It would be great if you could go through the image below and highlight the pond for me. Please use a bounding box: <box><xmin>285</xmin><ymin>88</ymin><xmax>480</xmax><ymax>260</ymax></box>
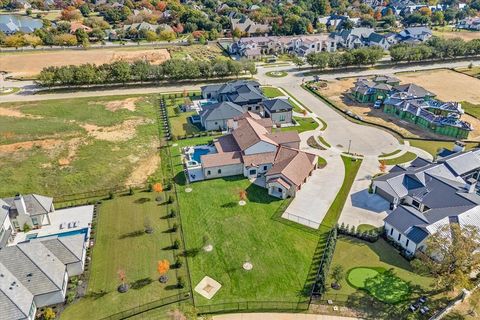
<box><xmin>0</xmin><ymin>14</ymin><xmax>43</xmax><ymax>33</ymax></box>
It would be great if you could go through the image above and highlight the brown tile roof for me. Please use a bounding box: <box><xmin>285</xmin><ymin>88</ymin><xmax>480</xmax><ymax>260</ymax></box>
<box><xmin>266</xmin><ymin>147</ymin><xmax>317</xmax><ymax>187</ymax></box>
<box><xmin>267</xmin><ymin>177</ymin><xmax>291</xmax><ymax>189</ymax></box>
<box><xmin>202</xmin><ymin>151</ymin><xmax>242</xmax><ymax>168</ymax></box>
<box><xmin>214</xmin><ymin>135</ymin><xmax>240</xmax><ymax>153</ymax></box>
<box><xmin>242</xmin><ymin>152</ymin><xmax>276</xmax><ymax>166</ymax></box>
<box><xmin>266</xmin><ymin>131</ymin><xmax>300</xmax><ymax>145</ymax></box>
<box><xmin>232</xmin><ymin>117</ymin><xmax>277</xmax><ymax>151</ymax></box>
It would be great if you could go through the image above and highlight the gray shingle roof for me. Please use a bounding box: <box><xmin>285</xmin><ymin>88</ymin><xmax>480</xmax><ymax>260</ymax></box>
<box><xmin>263</xmin><ymin>99</ymin><xmax>293</xmax><ymax>112</ymax></box>
<box><xmin>0</xmin><ymin>263</ymin><xmax>34</xmax><ymax>320</ymax></box>
<box><xmin>439</xmin><ymin>150</ymin><xmax>480</xmax><ymax>177</ymax></box>
<box><xmin>0</xmin><ymin>243</ymin><xmax>66</xmax><ymax>296</ymax></box>
<box><xmin>2</xmin><ymin>194</ymin><xmax>53</xmax><ymax>217</ymax></box>
<box><xmin>200</xmin><ymin>101</ymin><xmax>245</xmax><ymax>122</ymax></box>
<box><xmin>39</xmin><ymin>234</ymin><xmax>84</xmax><ymax>266</ymax></box>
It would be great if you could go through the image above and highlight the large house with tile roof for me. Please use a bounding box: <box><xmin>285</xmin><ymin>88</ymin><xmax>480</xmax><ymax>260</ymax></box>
<box><xmin>373</xmin><ymin>149</ymin><xmax>480</xmax><ymax>255</ymax></box>
<box><xmin>190</xmin><ymin>112</ymin><xmax>317</xmax><ymax>199</ymax></box>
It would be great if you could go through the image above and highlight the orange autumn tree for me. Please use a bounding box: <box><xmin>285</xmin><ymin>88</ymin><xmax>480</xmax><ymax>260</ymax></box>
<box><xmin>379</xmin><ymin>160</ymin><xmax>387</xmax><ymax>173</ymax></box>
<box><xmin>239</xmin><ymin>190</ymin><xmax>247</xmax><ymax>201</ymax></box>
<box><xmin>157</xmin><ymin>260</ymin><xmax>170</xmax><ymax>275</ymax></box>
<box><xmin>153</xmin><ymin>182</ymin><xmax>163</xmax><ymax>193</ymax></box>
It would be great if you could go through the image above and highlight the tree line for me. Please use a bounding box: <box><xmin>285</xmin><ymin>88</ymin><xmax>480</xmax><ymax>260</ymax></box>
<box><xmin>37</xmin><ymin>58</ymin><xmax>256</xmax><ymax>87</ymax></box>
<box><xmin>390</xmin><ymin>37</ymin><xmax>480</xmax><ymax>62</ymax></box>
<box><xmin>302</xmin><ymin>46</ymin><xmax>384</xmax><ymax>69</ymax></box>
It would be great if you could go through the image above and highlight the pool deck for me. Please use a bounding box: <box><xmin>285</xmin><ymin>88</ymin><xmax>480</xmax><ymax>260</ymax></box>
<box><xmin>11</xmin><ymin>205</ymin><xmax>94</xmax><ymax>245</ymax></box>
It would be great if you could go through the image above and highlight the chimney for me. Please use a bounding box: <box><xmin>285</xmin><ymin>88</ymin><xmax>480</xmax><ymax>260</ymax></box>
<box><xmin>14</xmin><ymin>194</ymin><xmax>27</xmax><ymax>215</ymax></box>
<box><xmin>453</xmin><ymin>141</ymin><xmax>466</xmax><ymax>153</ymax></box>
<box><xmin>467</xmin><ymin>178</ymin><xmax>477</xmax><ymax>194</ymax></box>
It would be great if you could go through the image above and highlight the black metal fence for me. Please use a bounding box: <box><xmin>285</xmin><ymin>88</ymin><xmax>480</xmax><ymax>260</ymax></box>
<box><xmin>196</xmin><ymin>300</ymin><xmax>309</xmax><ymax>315</ymax></box>
<box><xmin>99</xmin><ymin>292</ymin><xmax>191</xmax><ymax>320</ymax></box>
<box><xmin>310</xmin><ymin>228</ymin><xmax>338</xmax><ymax>300</ymax></box>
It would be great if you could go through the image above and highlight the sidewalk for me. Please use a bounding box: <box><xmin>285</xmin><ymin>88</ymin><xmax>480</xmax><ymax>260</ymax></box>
<box><xmin>214</xmin><ymin>313</ymin><xmax>360</xmax><ymax>320</ymax></box>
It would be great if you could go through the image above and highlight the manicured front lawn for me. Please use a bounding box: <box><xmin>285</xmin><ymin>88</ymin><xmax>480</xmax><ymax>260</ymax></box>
<box><xmin>380</xmin><ymin>151</ymin><xmax>417</xmax><ymax>165</ymax></box>
<box><xmin>408</xmin><ymin>140</ymin><xmax>479</xmax><ymax>157</ymax></box>
<box><xmin>170</xmin><ymin>138</ymin><xmax>319</xmax><ymax>305</ymax></box>
<box><xmin>282</xmin><ymin>117</ymin><xmax>319</xmax><ymax>133</ymax></box>
<box><xmin>60</xmin><ymin>192</ymin><xmax>188</xmax><ymax>320</ymax></box>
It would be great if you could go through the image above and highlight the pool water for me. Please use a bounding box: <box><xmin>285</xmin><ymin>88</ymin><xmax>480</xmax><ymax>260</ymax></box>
<box><xmin>192</xmin><ymin>148</ymin><xmax>211</xmax><ymax>163</ymax></box>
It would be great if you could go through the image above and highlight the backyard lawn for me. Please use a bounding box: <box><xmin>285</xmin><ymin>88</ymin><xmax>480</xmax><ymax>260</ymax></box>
<box><xmin>60</xmin><ymin>192</ymin><xmax>189</xmax><ymax>320</ymax></box>
<box><xmin>170</xmin><ymin>137</ymin><xmax>320</xmax><ymax>305</ymax></box>
<box><xmin>161</xmin><ymin>93</ymin><xmax>201</xmax><ymax>138</ymax></box>
<box><xmin>0</xmin><ymin>95</ymin><xmax>160</xmax><ymax>197</ymax></box>
<box><xmin>324</xmin><ymin>237</ymin><xmax>443</xmax><ymax>319</ymax></box>
<box><xmin>281</xmin><ymin>117</ymin><xmax>319</xmax><ymax>133</ymax></box>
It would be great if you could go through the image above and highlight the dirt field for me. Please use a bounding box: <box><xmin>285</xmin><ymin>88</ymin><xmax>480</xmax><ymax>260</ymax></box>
<box><xmin>0</xmin><ymin>48</ymin><xmax>170</xmax><ymax>78</ymax></box>
<box><xmin>396</xmin><ymin>69</ymin><xmax>480</xmax><ymax>104</ymax></box>
<box><xmin>433</xmin><ymin>30</ymin><xmax>480</xmax><ymax>41</ymax></box>
<box><xmin>319</xmin><ymin>74</ymin><xmax>480</xmax><ymax>140</ymax></box>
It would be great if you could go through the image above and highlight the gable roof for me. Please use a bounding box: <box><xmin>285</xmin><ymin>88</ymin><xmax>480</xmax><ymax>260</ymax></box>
<box><xmin>266</xmin><ymin>146</ymin><xmax>316</xmax><ymax>187</ymax></box>
<box><xmin>0</xmin><ymin>262</ymin><xmax>34</xmax><ymax>320</ymax></box>
<box><xmin>393</xmin><ymin>83</ymin><xmax>435</xmax><ymax>99</ymax></box>
<box><xmin>39</xmin><ymin>234</ymin><xmax>85</xmax><ymax>266</ymax></box>
<box><xmin>263</xmin><ymin>99</ymin><xmax>294</xmax><ymax>112</ymax></box>
<box><xmin>200</xmin><ymin>101</ymin><xmax>245</xmax><ymax>122</ymax></box>
<box><xmin>232</xmin><ymin>117</ymin><xmax>278</xmax><ymax>150</ymax></box>
<box><xmin>2</xmin><ymin>194</ymin><xmax>53</xmax><ymax>217</ymax></box>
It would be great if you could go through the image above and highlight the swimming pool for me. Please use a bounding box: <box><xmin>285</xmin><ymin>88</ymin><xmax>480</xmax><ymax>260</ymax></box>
<box><xmin>21</xmin><ymin>228</ymin><xmax>89</xmax><ymax>244</ymax></box>
<box><xmin>192</xmin><ymin>148</ymin><xmax>212</xmax><ymax>163</ymax></box>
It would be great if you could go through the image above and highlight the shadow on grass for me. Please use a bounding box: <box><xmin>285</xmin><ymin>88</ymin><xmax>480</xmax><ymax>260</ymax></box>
<box><xmin>165</xmin><ymin>285</ymin><xmax>181</xmax><ymax>291</ymax></box>
<box><xmin>118</xmin><ymin>230</ymin><xmax>145</xmax><ymax>239</ymax></box>
<box><xmin>221</xmin><ymin>201</ymin><xmax>237</xmax><ymax>208</ymax></box>
<box><xmin>130</xmin><ymin>278</ymin><xmax>154</xmax><ymax>290</ymax></box>
<box><xmin>245</xmin><ymin>183</ymin><xmax>280</xmax><ymax>205</ymax></box>
<box><xmin>134</xmin><ymin>197</ymin><xmax>151</xmax><ymax>204</ymax></box>
<box><xmin>85</xmin><ymin>290</ymin><xmax>108</xmax><ymax>300</ymax></box>
<box><xmin>174</xmin><ymin>171</ymin><xmax>187</xmax><ymax>186</ymax></box>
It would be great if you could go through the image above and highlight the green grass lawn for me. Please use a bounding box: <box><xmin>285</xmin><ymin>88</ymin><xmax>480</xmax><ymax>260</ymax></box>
<box><xmin>347</xmin><ymin>267</ymin><xmax>410</xmax><ymax>304</ymax></box>
<box><xmin>0</xmin><ymin>95</ymin><xmax>159</xmax><ymax>197</ymax></box>
<box><xmin>170</xmin><ymin>137</ymin><xmax>319</xmax><ymax>305</ymax></box>
<box><xmin>457</xmin><ymin>66</ymin><xmax>480</xmax><ymax>77</ymax></box>
<box><xmin>408</xmin><ymin>140</ymin><xmax>479</xmax><ymax>157</ymax></box>
<box><xmin>379</xmin><ymin>149</ymin><xmax>402</xmax><ymax>158</ymax></box>
<box><xmin>462</xmin><ymin>101</ymin><xmax>480</xmax><ymax>119</ymax></box>
<box><xmin>265</xmin><ymin>71</ymin><xmax>288</xmax><ymax>78</ymax></box>
<box><xmin>317</xmin><ymin>136</ymin><xmax>331</xmax><ymax>148</ymax></box>
<box><xmin>380</xmin><ymin>152</ymin><xmax>417</xmax><ymax>165</ymax></box>
<box><xmin>325</xmin><ymin>237</ymin><xmax>440</xmax><ymax>319</ymax></box>
<box><xmin>161</xmin><ymin>95</ymin><xmax>201</xmax><ymax>138</ymax></box>
<box><xmin>60</xmin><ymin>192</ymin><xmax>189</xmax><ymax>320</ymax></box>
<box><xmin>357</xmin><ymin>224</ymin><xmax>378</xmax><ymax>233</ymax></box>
<box><xmin>281</xmin><ymin>117</ymin><xmax>319</xmax><ymax>133</ymax></box>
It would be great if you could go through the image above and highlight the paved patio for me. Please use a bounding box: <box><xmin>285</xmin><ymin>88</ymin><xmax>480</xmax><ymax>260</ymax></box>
<box><xmin>12</xmin><ymin>205</ymin><xmax>94</xmax><ymax>245</ymax></box>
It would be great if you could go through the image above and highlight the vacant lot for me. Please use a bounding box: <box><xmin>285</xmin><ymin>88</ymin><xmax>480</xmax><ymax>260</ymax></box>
<box><xmin>432</xmin><ymin>29</ymin><xmax>480</xmax><ymax>42</ymax></box>
<box><xmin>167</xmin><ymin>44</ymin><xmax>225</xmax><ymax>61</ymax></box>
<box><xmin>0</xmin><ymin>95</ymin><xmax>160</xmax><ymax>197</ymax></box>
<box><xmin>396</xmin><ymin>69</ymin><xmax>480</xmax><ymax>104</ymax></box>
<box><xmin>60</xmin><ymin>192</ymin><xmax>188</xmax><ymax>320</ymax></box>
<box><xmin>0</xmin><ymin>48</ymin><xmax>170</xmax><ymax>78</ymax></box>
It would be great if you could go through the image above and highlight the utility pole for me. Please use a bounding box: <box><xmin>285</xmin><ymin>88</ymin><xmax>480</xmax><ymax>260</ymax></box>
<box><xmin>347</xmin><ymin>139</ymin><xmax>352</xmax><ymax>155</ymax></box>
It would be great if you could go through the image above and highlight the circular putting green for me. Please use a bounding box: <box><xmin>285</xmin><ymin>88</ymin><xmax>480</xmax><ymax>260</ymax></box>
<box><xmin>265</xmin><ymin>71</ymin><xmax>287</xmax><ymax>78</ymax></box>
<box><xmin>347</xmin><ymin>267</ymin><xmax>410</xmax><ymax>304</ymax></box>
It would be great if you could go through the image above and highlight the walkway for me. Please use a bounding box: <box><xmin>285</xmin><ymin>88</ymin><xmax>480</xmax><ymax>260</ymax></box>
<box><xmin>214</xmin><ymin>313</ymin><xmax>360</xmax><ymax>320</ymax></box>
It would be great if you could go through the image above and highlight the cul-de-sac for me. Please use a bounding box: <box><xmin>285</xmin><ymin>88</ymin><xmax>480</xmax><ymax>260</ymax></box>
<box><xmin>1</xmin><ymin>2</ymin><xmax>480</xmax><ymax>319</ymax></box>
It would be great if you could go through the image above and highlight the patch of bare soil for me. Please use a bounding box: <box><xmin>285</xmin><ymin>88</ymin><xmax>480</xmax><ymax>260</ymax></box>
<box><xmin>0</xmin><ymin>139</ymin><xmax>62</xmax><ymax>154</ymax></box>
<box><xmin>58</xmin><ymin>137</ymin><xmax>86</xmax><ymax>166</ymax></box>
<box><xmin>0</xmin><ymin>107</ymin><xmax>43</xmax><ymax>119</ymax></box>
<box><xmin>80</xmin><ymin>118</ymin><xmax>153</xmax><ymax>142</ymax></box>
<box><xmin>125</xmin><ymin>152</ymin><xmax>161</xmax><ymax>186</ymax></box>
<box><xmin>104</xmin><ymin>98</ymin><xmax>141</xmax><ymax>112</ymax></box>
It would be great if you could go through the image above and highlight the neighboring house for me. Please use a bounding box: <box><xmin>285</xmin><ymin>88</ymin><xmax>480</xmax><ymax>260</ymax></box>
<box><xmin>0</xmin><ymin>234</ymin><xmax>87</xmax><ymax>318</ymax></box>
<box><xmin>262</xmin><ymin>98</ymin><xmax>293</xmax><ymax>125</ymax></box>
<box><xmin>194</xmin><ymin>113</ymin><xmax>316</xmax><ymax>199</ymax></box>
<box><xmin>397</xmin><ymin>27</ymin><xmax>432</xmax><ymax>43</ymax></box>
<box><xmin>333</xmin><ymin>28</ymin><xmax>377</xmax><ymax>49</ymax></box>
<box><xmin>201</xmin><ymin>80</ymin><xmax>265</xmax><ymax>113</ymax></box>
<box><xmin>199</xmin><ymin>101</ymin><xmax>246</xmax><ymax>131</ymax></box>
<box><xmin>122</xmin><ymin>22</ymin><xmax>173</xmax><ymax>37</ymax></box>
<box><xmin>230</xmin><ymin>16</ymin><xmax>271</xmax><ymax>36</ymax></box>
<box><xmin>457</xmin><ymin>17</ymin><xmax>480</xmax><ymax>31</ymax></box>
<box><xmin>200</xmin><ymin>80</ymin><xmax>294</xmax><ymax>126</ymax></box>
<box><xmin>317</xmin><ymin>14</ymin><xmax>359</xmax><ymax>31</ymax></box>
<box><xmin>350</xmin><ymin>76</ymin><xmax>472</xmax><ymax>139</ymax></box>
<box><xmin>0</xmin><ymin>18</ymin><xmax>42</xmax><ymax>35</ymax></box>
<box><xmin>229</xmin><ymin>34</ymin><xmax>336</xmax><ymax>59</ymax></box>
<box><xmin>1</xmin><ymin>194</ymin><xmax>54</xmax><ymax>232</ymax></box>
<box><xmin>373</xmin><ymin>150</ymin><xmax>480</xmax><ymax>254</ymax></box>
